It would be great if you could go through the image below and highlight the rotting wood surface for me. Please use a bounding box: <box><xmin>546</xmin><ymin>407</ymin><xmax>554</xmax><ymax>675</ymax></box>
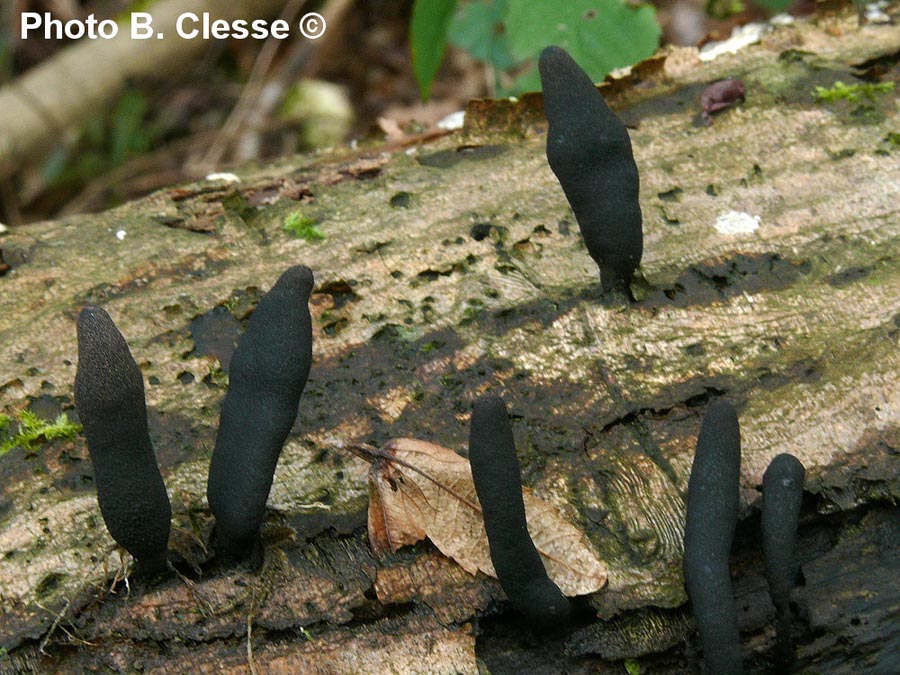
<box><xmin>1</xmin><ymin>10</ymin><xmax>899</xmax><ymax>674</ymax></box>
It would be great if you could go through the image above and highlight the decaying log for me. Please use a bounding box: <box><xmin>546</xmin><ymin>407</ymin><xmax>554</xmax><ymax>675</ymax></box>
<box><xmin>1</xmin><ymin>9</ymin><xmax>898</xmax><ymax>674</ymax></box>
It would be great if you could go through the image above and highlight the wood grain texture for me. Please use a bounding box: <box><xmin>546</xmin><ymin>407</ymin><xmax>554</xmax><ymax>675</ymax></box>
<box><xmin>1</xmin><ymin>10</ymin><xmax>898</xmax><ymax>672</ymax></box>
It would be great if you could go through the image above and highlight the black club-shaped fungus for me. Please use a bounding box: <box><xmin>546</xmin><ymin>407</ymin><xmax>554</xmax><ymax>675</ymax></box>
<box><xmin>762</xmin><ymin>452</ymin><xmax>805</xmax><ymax>671</ymax></box>
<box><xmin>683</xmin><ymin>399</ymin><xmax>743</xmax><ymax>674</ymax></box>
<box><xmin>538</xmin><ymin>45</ymin><xmax>643</xmax><ymax>294</ymax></box>
<box><xmin>468</xmin><ymin>393</ymin><xmax>572</xmax><ymax>627</ymax></box>
<box><xmin>74</xmin><ymin>306</ymin><xmax>171</xmax><ymax>574</ymax></box>
<box><xmin>206</xmin><ymin>265</ymin><xmax>314</xmax><ymax>565</ymax></box>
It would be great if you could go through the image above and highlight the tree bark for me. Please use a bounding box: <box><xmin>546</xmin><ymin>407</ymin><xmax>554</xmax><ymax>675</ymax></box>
<box><xmin>1</xmin><ymin>10</ymin><xmax>898</xmax><ymax>674</ymax></box>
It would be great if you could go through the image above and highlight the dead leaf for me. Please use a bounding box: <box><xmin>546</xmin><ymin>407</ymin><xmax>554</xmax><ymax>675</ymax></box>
<box><xmin>377</xmin><ymin>116</ymin><xmax>405</xmax><ymax>141</ymax></box>
<box><xmin>350</xmin><ymin>438</ymin><xmax>607</xmax><ymax>597</ymax></box>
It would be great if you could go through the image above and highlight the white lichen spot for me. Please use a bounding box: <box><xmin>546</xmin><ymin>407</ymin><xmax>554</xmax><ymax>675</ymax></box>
<box><xmin>699</xmin><ymin>22</ymin><xmax>769</xmax><ymax>61</ymax></box>
<box><xmin>0</xmin><ymin>222</ymin><xmax>8</xmax><ymax>234</ymax></box>
<box><xmin>769</xmin><ymin>13</ymin><xmax>795</xmax><ymax>26</ymax></box>
<box><xmin>865</xmin><ymin>1</ymin><xmax>891</xmax><ymax>23</ymax></box>
<box><xmin>204</xmin><ymin>172</ymin><xmax>241</xmax><ymax>183</ymax></box>
<box><xmin>115</xmin><ymin>229</ymin><xmax>127</xmax><ymax>240</ymax></box>
<box><xmin>714</xmin><ymin>211</ymin><xmax>760</xmax><ymax>235</ymax></box>
<box><xmin>437</xmin><ymin>110</ymin><xmax>465</xmax><ymax>131</ymax></box>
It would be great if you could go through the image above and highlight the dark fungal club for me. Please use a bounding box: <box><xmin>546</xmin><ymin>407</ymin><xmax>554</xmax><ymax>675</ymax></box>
<box><xmin>206</xmin><ymin>265</ymin><xmax>314</xmax><ymax>565</ymax></box>
<box><xmin>468</xmin><ymin>393</ymin><xmax>573</xmax><ymax>628</ymax></box>
<box><xmin>539</xmin><ymin>45</ymin><xmax>643</xmax><ymax>294</ymax></box>
<box><xmin>683</xmin><ymin>399</ymin><xmax>743</xmax><ymax>674</ymax></box>
<box><xmin>762</xmin><ymin>453</ymin><xmax>805</xmax><ymax>672</ymax></box>
<box><xmin>74</xmin><ymin>306</ymin><xmax>171</xmax><ymax>574</ymax></box>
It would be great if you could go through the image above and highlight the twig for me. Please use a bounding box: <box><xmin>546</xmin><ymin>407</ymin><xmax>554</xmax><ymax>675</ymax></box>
<box><xmin>35</xmin><ymin>597</ymin><xmax>96</xmax><ymax>649</ymax></box>
<box><xmin>37</xmin><ymin>596</ymin><xmax>72</xmax><ymax>655</ymax></box>
<box><xmin>34</xmin><ymin>545</ymin><xmax>127</xmax><ymax>654</ymax></box>
<box><xmin>246</xmin><ymin>583</ymin><xmax>259</xmax><ymax>675</ymax></box>
<box><xmin>171</xmin><ymin>562</ymin><xmax>216</xmax><ymax>618</ymax></box>
<box><xmin>192</xmin><ymin>0</ymin><xmax>307</xmax><ymax>175</ymax></box>
<box><xmin>190</xmin><ymin>0</ymin><xmax>358</xmax><ymax>175</ymax></box>
<box><xmin>262</xmin><ymin>0</ymin><xmax>357</xmax><ymax>113</ymax></box>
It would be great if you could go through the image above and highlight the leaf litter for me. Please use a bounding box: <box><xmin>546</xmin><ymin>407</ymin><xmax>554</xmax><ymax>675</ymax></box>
<box><xmin>350</xmin><ymin>438</ymin><xmax>607</xmax><ymax>597</ymax></box>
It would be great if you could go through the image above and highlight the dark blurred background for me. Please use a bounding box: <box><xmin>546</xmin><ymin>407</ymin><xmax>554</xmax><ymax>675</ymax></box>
<box><xmin>0</xmin><ymin>0</ymin><xmax>819</xmax><ymax>226</ymax></box>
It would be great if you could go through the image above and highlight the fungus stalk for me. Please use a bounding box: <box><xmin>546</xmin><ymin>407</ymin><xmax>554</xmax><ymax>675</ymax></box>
<box><xmin>538</xmin><ymin>45</ymin><xmax>643</xmax><ymax>295</ymax></box>
<box><xmin>468</xmin><ymin>393</ymin><xmax>572</xmax><ymax>627</ymax></box>
<box><xmin>762</xmin><ymin>453</ymin><xmax>805</xmax><ymax>672</ymax></box>
<box><xmin>206</xmin><ymin>265</ymin><xmax>314</xmax><ymax>565</ymax></box>
<box><xmin>683</xmin><ymin>399</ymin><xmax>743</xmax><ymax>674</ymax></box>
<box><xmin>75</xmin><ymin>306</ymin><xmax>171</xmax><ymax>574</ymax></box>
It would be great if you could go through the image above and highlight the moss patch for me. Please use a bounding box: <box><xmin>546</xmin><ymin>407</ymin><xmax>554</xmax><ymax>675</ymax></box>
<box><xmin>0</xmin><ymin>410</ymin><xmax>82</xmax><ymax>456</ymax></box>
<box><xmin>814</xmin><ymin>80</ymin><xmax>895</xmax><ymax>103</ymax></box>
<box><xmin>283</xmin><ymin>213</ymin><xmax>325</xmax><ymax>241</ymax></box>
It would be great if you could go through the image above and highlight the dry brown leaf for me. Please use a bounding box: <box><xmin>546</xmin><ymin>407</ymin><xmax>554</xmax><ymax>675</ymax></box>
<box><xmin>350</xmin><ymin>438</ymin><xmax>607</xmax><ymax>597</ymax></box>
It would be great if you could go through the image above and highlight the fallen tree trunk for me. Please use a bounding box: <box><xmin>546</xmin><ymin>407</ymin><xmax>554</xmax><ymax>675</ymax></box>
<box><xmin>1</xmin><ymin>9</ymin><xmax>898</xmax><ymax>674</ymax></box>
<box><xmin>0</xmin><ymin>0</ymin><xmax>287</xmax><ymax>181</ymax></box>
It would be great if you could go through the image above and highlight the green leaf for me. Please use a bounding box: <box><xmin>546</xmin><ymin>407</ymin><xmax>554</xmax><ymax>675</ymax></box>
<box><xmin>448</xmin><ymin>0</ymin><xmax>515</xmax><ymax>71</ymax></box>
<box><xmin>749</xmin><ymin>0</ymin><xmax>792</xmax><ymax>12</ymax></box>
<box><xmin>410</xmin><ymin>0</ymin><xmax>459</xmax><ymax>101</ymax></box>
<box><xmin>504</xmin><ymin>0</ymin><xmax>661</xmax><ymax>91</ymax></box>
<box><xmin>624</xmin><ymin>659</ymin><xmax>641</xmax><ymax>675</ymax></box>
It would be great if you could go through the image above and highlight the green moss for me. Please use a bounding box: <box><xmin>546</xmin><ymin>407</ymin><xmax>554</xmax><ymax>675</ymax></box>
<box><xmin>411</xmin><ymin>382</ymin><xmax>425</xmax><ymax>402</ymax></box>
<box><xmin>461</xmin><ymin>306</ymin><xmax>481</xmax><ymax>324</ymax></box>
<box><xmin>283</xmin><ymin>212</ymin><xmax>325</xmax><ymax>241</ymax></box>
<box><xmin>0</xmin><ymin>410</ymin><xmax>82</xmax><ymax>456</ymax></box>
<box><xmin>386</xmin><ymin>324</ymin><xmax>423</xmax><ymax>343</ymax></box>
<box><xmin>222</xmin><ymin>295</ymin><xmax>239</xmax><ymax>312</ymax></box>
<box><xmin>814</xmin><ymin>80</ymin><xmax>894</xmax><ymax>103</ymax></box>
<box><xmin>706</xmin><ymin>0</ymin><xmax>746</xmax><ymax>20</ymax></box>
<box><xmin>222</xmin><ymin>191</ymin><xmax>257</xmax><ymax>223</ymax></box>
<box><xmin>206</xmin><ymin>367</ymin><xmax>229</xmax><ymax>389</ymax></box>
<box><xmin>421</xmin><ymin>341</ymin><xmax>442</xmax><ymax>354</ymax></box>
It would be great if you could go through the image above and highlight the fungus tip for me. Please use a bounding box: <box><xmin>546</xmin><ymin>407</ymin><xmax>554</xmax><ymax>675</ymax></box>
<box><xmin>206</xmin><ymin>264</ymin><xmax>314</xmax><ymax>567</ymax></box>
<box><xmin>539</xmin><ymin>45</ymin><xmax>643</xmax><ymax>294</ymax></box>
<box><xmin>75</xmin><ymin>305</ymin><xmax>171</xmax><ymax>571</ymax></box>
<box><xmin>683</xmin><ymin>398</ymin><xmax>743</xmax><ymax>674</ymax></box>
<box><xmin>762</xmin><ymin>452</ymin><xmax>805</xmax><ymax>671</ymax></box>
